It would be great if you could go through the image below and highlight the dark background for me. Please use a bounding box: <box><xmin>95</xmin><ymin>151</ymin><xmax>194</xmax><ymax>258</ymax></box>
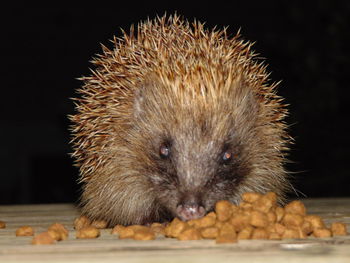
<box><xmin>1</xmin><ymin>2</ymin><xmax>349</xmax><ymax>204</ymax></box>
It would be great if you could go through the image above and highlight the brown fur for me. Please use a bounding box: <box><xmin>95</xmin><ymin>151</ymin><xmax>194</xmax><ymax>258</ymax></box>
<box><xmin>70</xmin><ymin>14</ymin><xmax>291</xmax><ymax>226</ymax></box>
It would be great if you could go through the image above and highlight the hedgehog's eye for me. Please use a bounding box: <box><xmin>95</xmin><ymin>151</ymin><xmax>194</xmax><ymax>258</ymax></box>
<box><xmin>222</xmin><ymin>151</ymin><xmax>232</xmax><ymax>163</ymax></box>
<box><xmin>159</xmin><ymin>143</ymin><xmax>170</xmax><ymax>159</ymax></box>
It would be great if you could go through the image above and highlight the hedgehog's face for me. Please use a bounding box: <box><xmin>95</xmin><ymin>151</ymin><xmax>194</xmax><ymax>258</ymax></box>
<box><xmin>133</xmin><ymin>78</ymin><xmax>257</xmax><ymax>221</ymax></box>
<box><xmin>145</xmin><ymin>119</ymin><xmax>252</xmax><ymax>221</ymax></box>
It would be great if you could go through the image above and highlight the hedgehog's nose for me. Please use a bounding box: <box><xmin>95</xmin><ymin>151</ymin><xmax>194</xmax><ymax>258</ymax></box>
<box><xmin>176</xmin><ymin>194</ymin><xmax>205</xmax><ymax>221</ymax></box>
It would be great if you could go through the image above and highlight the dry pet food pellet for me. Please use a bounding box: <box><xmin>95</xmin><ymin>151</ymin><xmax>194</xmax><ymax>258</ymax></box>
<box><xmin>150</xmin><ymin>222</ymin><xmax>164</xmax><ymax>228</ymax></box>
<box><xmin>282</xmin><ymin>228</ymin><xmax>300</xmax><ymax>239</ymax></box>
<box><xmin>16</xmin><ymin>226</ymin><xmax>34</xmax><ymax>236</ymax></box>
<box><xmin>301</xmin><ymin>221</ymin><xmax>313</xmax><ymax>235</ymax></box>
<box><xmin>76</xmin><ymin>226</ymin><xmax>100</xmax><ymax>239</ymax></box>
<box><xmin>165</xmin><ymin>218</ymin><xmax>188</xmax><ymax>238</ymax></box>
<box><xmin>48</xmin><ymin>223</ymin><xmax>69</xmax><ymax>240</ymax></box>
<box><xmin>283</xmin><ymin>213</ymin><xmax>304</xmax><ymax>227</ymax></box>
<box><xmin>215</xmin><ymin>200</ymin><xmax>233</xmax><ymax>222</ymax></box>
<box><xmin>32</xmin><ymin>232</ymin><xmax>55</xmax><ymax>245</ymax></box>
<box><xmin>116</xmin><ymin>225</ymin><xmax>158</xmax><ymax>240</ymax></box>
<box><xmin>118</xmin><ymin>227</ymin><xmax>135</xmax><ymax>239</ymax></box>
<box><xmin>304</xmin><ymin>215</ymin><xmax>325</xmax><ymax>230</ymax></box>
<box><xmin>206</xmin><ymin>211</ymin><xmax>217</xmax><ymax>218</ymax></box>
<box><xmin>47</xmin><ymin>229</ymin><xmax>62</xmax><ymax>241</ymax></box>
<box><xmin>250</xmin><ymin>211</ymin><xmax>269</xmax><ymax>228</ymax></box>
<box><xmin>91</xmin><ymin>219</ymin><xmax>108</xmax><ymax>229</ymax></box>
<box><xmin>0</xmin><ymin>221</ymin><xmax>6</xmax><ymax>229</ymax></box>
<box><xmin>237</xmin><ymin>226</ymin><xmax>254</xmax><ymax>240</ymax></box>
<box><xmin>152</xmin><ymin>228</ymin><xmax>166</xmax><ymax>236</ymax></box>
<box><xmin>242</xmin><ymin>192</ymin><xmax>262</xmax><ymax>203</ymax></box>
<box><xmin>267</xmin><ymin>211</ymin><xmax>277</xmax><ymax>224</ymax></box>
<box><xmin>230</xmin><ymin>213</ymin><xmax>250</xmax><ymax>231</ymax></box>
<box><xmin>331</xmin><ymin>222</ymin><xmax>348</xmax><ymax>236</ymax></box>
<box><xmin>273</xmin><ymin>223</ymin><xmax>286</xmax><ymax>236</ymax></box>
<box><xmin>219</xmin><ymin>222</ymin><xmax>236</xmax><ymax>236</ymax></box>
<box><xmin>188</xmin><ymin>214</ymin><xmax>216</xmax><ymax>229</ymax></box>
<box><xmin>313</xmin><ymin>228</ymin><xmax>332</xmax><ymax>238</ymax></box>
<box><xmin>133</xmin><ymin>229</ymin><xmax>156</xmax><ymax>241</ymax></box>
<box><xmin>239</xmin><ymin>202</ymin><xmax>253</xmax><ymax>210</ymax></box>
<box><xmin>111</xmin><ymin>225</ymin><xmax>126</xmax><ymax>235</ymax></box>
<box><xmin>253</xmin><ymin>192</ymin><xmax>277</xmax><ymax>213</ymax></box>
<box><xmin>187</xmin><ymin>219</ymin><xmax>201</xmax><ymax>228</ymax></box>
<box><xmin>150</xmin><ymin>223</ymin><xmax>166</xmax><ymax>236</ymax></box>
<box><xmin>201</xmin><ymin>227</ymin><xmax>219</xmax><ymax>239</ymax></box>
<box><xmin>74</xmin><ymin>215</ymin><xmax>91</xmax><ymax>230</ymax></box>
<box><xmin>177</xmin><ymin>228</ymin><xmax>201</xmax><ymax>241</ymax></box>
<box><xmin>284</xmin><ymin>200</ymin><xmax>306</xmax><ymax>216</ymax></box>
<box><xmin>48</xmin><ymin>223</ymin><xmax>68</xmax><ymax>235</ymax></box>
<box><xmin>197</xmin><ymin>214</ymin><xmax>216</xmax><ymax>228</ymax></box>
<box><xmin>215</xmin><ymin>220</ymin><xmax>224</xmax><ymax>229</ymax></box>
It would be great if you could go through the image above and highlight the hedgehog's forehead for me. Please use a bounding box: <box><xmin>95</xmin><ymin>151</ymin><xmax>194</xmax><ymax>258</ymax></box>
<box><xmin>150</xmin><ymin>77</ymin><xmax>234</xmax><ymax>140</ymax></box>
<box><xmin>139</xmin><ymin>67</ymin><xmax>248</xmax><ymax>140</ymax></box>
<box><xmin>148</xmin><ymin>66</ymin><xmax>239</xmax><ymax>104</ymax></box>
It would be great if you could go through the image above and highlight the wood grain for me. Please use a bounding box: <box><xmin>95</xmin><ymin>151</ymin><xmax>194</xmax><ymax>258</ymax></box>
<box><xmin>0</xmin><ymin>199</ymin><xmax>349</xmax><ymax>262</ymax></box>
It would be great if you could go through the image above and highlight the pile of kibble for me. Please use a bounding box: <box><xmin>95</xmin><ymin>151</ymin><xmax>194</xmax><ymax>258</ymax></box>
<box><xmin>0</xmin><ymin>192</ymin><xmax>347</xmax><ymax>244</ymax></box>
<box><xmin>109</xmin><ymin>192</ymin><xmax>348</xmax><ymax>243</ymax></box>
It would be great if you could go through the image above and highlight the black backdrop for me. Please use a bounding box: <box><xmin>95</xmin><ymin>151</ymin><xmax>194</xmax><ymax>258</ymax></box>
<box><xmin>1</xmin><ymin>2</ymin><xmax>349</xmax><ymax>204</ymax></box>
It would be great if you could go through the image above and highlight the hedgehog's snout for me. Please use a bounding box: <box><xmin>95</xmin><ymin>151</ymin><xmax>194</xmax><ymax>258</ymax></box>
<box><xmin>176</xmin><ymin>192</ymin><xmax>206</xmax><ymax>221</ymax></box>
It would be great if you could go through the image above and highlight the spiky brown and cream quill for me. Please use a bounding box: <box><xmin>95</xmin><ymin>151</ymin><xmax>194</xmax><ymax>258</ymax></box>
<box><xmin>70</xmin><ymin>14</ymin><xmax>291</xmax><ymax>225</ymax></box>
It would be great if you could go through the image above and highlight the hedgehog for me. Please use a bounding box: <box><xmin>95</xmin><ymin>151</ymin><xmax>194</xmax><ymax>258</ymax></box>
<box><xmin>70</xmin><ymin>14</ymin><xmax>291</xmax><ymax>226</ymax></box>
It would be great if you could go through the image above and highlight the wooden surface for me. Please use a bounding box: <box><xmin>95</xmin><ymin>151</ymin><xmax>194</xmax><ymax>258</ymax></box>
<box><xmin>0</xmin><ymin>199</ymin><xmax>350</xmax><ymax>263</ymax></box>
